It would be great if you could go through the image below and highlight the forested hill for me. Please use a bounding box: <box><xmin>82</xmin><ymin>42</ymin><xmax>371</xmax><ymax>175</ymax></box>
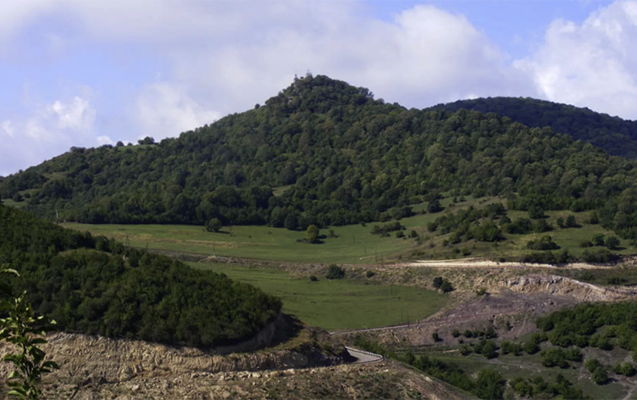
<box><xmin>0</xmin><ymin>203</ymin><xmax>282</xmax><ymax>347</ymax></box>
<box><xmin>3</xmin><ymin>75</ymin><xmax>637</xmax><ymax>242</ymax></box>
<box><xmin>428</xmin><ymin>97</ymin><xmax>637</xmax><ymax>159</ymax></box>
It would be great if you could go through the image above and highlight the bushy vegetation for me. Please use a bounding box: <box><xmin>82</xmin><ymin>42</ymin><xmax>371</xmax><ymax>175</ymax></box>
<box><xmin>0</xmin><ymin>204</ymin><xmax>282</xmax><ymax>348</ymax></box>
<box><xmin>537</xmin><ymin>302</ymin><xmax>637</xmax><ymax>355</ymax></box>
<box><xmin>353</xmin><ymin>337</ymin><xmax>507</xmax><ymax>399</ymax></box>
<box><xmin>509</xmin><ymin>374</ymin><xmax>587</xmax><ymax>399</ymax></box>
<box><xmin>5</xmin><ymin>76</ymin><xmax>637</xmax><ymax>245</ymax></box>
<box><xmin>325</xmin><ymin>264</ymin><xmax>345</xmax><ymax>280</ymax></box>
<box><xmin>430</xmin><ymin>96</ymin><xmax>637</xmax><ymax>159</ymax></box>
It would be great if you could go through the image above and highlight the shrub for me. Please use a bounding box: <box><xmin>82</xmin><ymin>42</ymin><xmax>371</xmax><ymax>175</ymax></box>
<box><xmin>585</xmin><ymin>358</ymin><xmax>602</xmax><ymax>373</ymax></box>
<box><xmin>526</xmin><ymin>235</ymin><xmax>559</xmax><ymax>250</ymax></box>
<box><xmin>565</xmin><ymin>215</ymin><xmax>578</xmax><ymax>228</ymax></box>
<box><xmin>309</xmin><ymin>275</ymin><xmax>318</xmax><ymax>282</ymax></box>
<box><xmin>452</xmin><ymin>329</ymin><xmax>460</xmax><ymax>337</ymax></box>
<box><xmin>365</xmin><ymin>270</ymin><xmax>375</xmax><ymax>278</ymax></box>
<box><xmin>592</xmin><ymin>367</ymin><xmax>608</xmax><ymax>385</ymax></box>
<box><xmin>326</xmin><ymin>264</ymin><xmax>345</xmax><ymax>279</ymax></box>
<box><xmin>205</xmin><ymin>218</ymin><xmax>223</xmax><ymax>232</ymax></box>
<box><xmin>440</xmin><ymin>280</ymin><xmax>454</xmax><ymax>293</ymax></box>
<box><xmin>606</xmin><ymin>236</ymin><xmax>621</xmax><ymax>250</ymax></box>
<box><xmin>432</xmin><ymin>332</ymin><xmax>441</xmax><ymax>342</ymax></box>
<box><xmin>541</xmin><ymin>348</ymin><xmax>569</xmax><ymax>368</ymax></box>
<box><xmin>433</xmin><ymin>276</ymin><xmax>443</xmax><ymax>288</ymax></box>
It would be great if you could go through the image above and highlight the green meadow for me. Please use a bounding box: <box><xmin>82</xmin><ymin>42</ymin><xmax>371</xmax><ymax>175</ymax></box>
<box><xmin>191</xmin><ymin>263</ymin><xmax>448</xmax><ymax>330</ymax></box>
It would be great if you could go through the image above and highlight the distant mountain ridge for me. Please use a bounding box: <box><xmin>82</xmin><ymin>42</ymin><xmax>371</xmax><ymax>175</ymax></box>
<box><xmin>427</xmin><ymin>97</ymin><xmax>637</xmax><ymax>158</ymax></box>
<box><xmin>3</xmin><ymin>75</ymin><xmax>637</xmax><ymax>241</ymax></box>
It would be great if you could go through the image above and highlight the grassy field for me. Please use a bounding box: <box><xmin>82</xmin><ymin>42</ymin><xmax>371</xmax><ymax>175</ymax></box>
<box><xmin>62</xmin><ymin>204</ymin><xmax>636</xmax><ymax>265</ymax></box>
<box><xmin>59</xmin><ymin>197</ymin><xmax>488</xmax><ymax>264</ymax></box>
<box><xmin>191</xmin><ymin>263</ymin><xmax>448</xmax><ymax>330</ymax></box>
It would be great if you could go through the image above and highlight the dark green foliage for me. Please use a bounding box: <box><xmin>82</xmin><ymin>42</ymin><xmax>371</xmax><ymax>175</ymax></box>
<box><xmin>429</xmin><ymin>96</ymin><xmax>637</xmax><ymax>158</ymax></box>
<box><xmin>370</xmin><ymin>221</ymin><xmax>405</xmax><ymax>236</ymax></box>
<box><xmin>205</xmin><ymin>217</ymin><xmax>223</xmax><ymax>232</ymax></box>
<box><xmin>605</xmin><ymin>236</ymin><xmax>621</xmax><ymax>250</ymax></box>
<box><xmin>556</xmin><ymin>217</ymin><xmax>564</xmax><ymax>228</ymax></box>
<box><xmin>0</xmin><ymin>204</ymin><xmax>281</xmax><ymax>348</ymax></box>
<box><xmin>433</xmin><ymin>277</ymin><xmax>444</xmax><ymax>289</ymax></box>
<box><xmin>501</xmin><ymin>341</ymin><xmax>522</xmax><ymax>356</ymax></box>
<box><xmin>510</xmin><ymin>374</ymin><xmax>587</xmax><ymax>400</ymax></box>
<box><xmin>440</xmin><ymin>280</ymin><xmax>454</xmax><ymax>293</ymax></box>
<box><xmin>581</xmin><ymin>249</ymin><xmax>620</xmax><ymax>263</ymax></box>
<box><xmin>353</xmin><ymin>337</ymin><xmax>506</xmax><ymax>399</ymax></box>
<box><xmin>540</xmin><ymin>302</ymin><xmax>637</xmax><ymax>356</ymax></box>
<box><xmin>527</xmin><ymin>235</ymin><xmax>560</xmax><ymax>251</ymax></box>
<box><xmin>565</xmin><ymin>215</ymin><xmax>578</xmax><ymax>228</ymax></box>
<box><xmin>614</xmin><ymin>362</ymin><xmax>636</xmax><ymax>376</ymax></box>
<box><xmin>5</xmin><ymin>76</ymin><xmax>637</xmax><ymax>244</ymax></box>
<box><xmin>585</xmin><ymin>359</ymin><xmax>602</xmax><ymax>373</ymax></box>
<box><xmin>528</xmin><ymin>205</ymin><xmax>545</xmax><ymax>220</ymax></box>
<box><xmin>523</xmin><ymin>252</ymin><xmax>557</xmax><ymax>264</ymax></box>
<box><xmin>432</xmin><ymin>332</ymin><xmax>441</xmax><ymax>342</ymax></box>
<box><xmin>365</xmin><ymin>270</ymin><xmax>375</xmax><ymax>278</ymax></box>
<box><xmin>326</xmin><ymin>264</ymin><xmax>345</xmax><ymax>280</ymax></box>
<box><xmin>540</xmin><ymin>348</ymin><xmax>570</xmax><ymax>368</ymax></box>
<box><xmin>474</xmin><ymin>338</ymin><xmax>498</xmax><ymax>359</ymax></box>
<box><xmin>592</xmin><ymin>367</ymin><xmax>608</xmax><ymax>385</ymax></box>
<box><xmin>523</xmin><ymin>333</ymin><xmax>547</xmax><ymax>355</ymax></box>
<box><xmin>452</xmin><ymin>329</ymin><xmax>460</xmax><ymax>337</ymax></box>
<box><xmin>427</xmin><ymin>199</ymin><xmax>444</xmax><ymax>214</ymax></box>
<box><xmin>505</xmin><ymin>218</ymin><xmax>533</xmax><ymax>234</ymax></box>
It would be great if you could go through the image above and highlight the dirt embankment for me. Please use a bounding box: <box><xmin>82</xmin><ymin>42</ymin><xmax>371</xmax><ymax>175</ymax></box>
<box><xmin>500</xmin><ymin>274</ymin><xmax>637</xmax><ymax>302</ymax></box>
<box><xmin>0</xmin><ymin>328</ymin><xmax>349</xmax><ymax>399</ymax></box>
<box><xmin>0</xmin><ymin>332</ymin><xmax>470</xmax><ymax>400</ymax></box>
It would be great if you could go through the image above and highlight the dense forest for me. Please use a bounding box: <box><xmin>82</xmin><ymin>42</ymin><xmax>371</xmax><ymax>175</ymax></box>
<box><xmin>428</xmin><ymin>97</ymin><xmax>637</xmax><ymax>158</ymax></box>
<box><xmin>4</xmin><ymin>75</ymin><xmax>637</xmax><ymax>242</ymax></box>
<box><xmin>0</xmin><ymin>203</ymin><xmax>282</xmax><ymax>347</ymax></box>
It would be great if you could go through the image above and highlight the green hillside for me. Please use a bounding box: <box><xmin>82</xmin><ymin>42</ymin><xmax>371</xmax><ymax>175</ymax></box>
<box><xmin>428</xmin><ymin>97</ymin><xmax>637</xmax><ymax>158</ymax></box>
<box><xmin>0</xmin><ymin>203</ymin><xmax>281</xmax><ymax>348</ymax></box>
<box><xmin>3</xmin><ymin>75</ymin><xmax>637</xmax><ymax>244</ymax></box>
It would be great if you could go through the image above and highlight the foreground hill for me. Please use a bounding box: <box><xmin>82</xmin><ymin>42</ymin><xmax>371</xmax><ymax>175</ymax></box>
<box><xmin>3</xmin><ymin>75</ymin><xmax>637</xmax><ymax>242</ymax></box>
<box><xmin>0</xmin><ymin>203</ymin><xmax>281</xmax><ymax>348</ymax></box>
<box><xmin>428</xmin><ymin>97</ymin><xmax>637</xmax><ymax>158</ymax></box>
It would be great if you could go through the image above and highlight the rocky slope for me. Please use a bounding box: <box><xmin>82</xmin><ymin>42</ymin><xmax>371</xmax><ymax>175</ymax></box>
<box><xmin>0</xmin><ymin>331</ymin><xmax>468</xmax><ymax>399</ymax></box>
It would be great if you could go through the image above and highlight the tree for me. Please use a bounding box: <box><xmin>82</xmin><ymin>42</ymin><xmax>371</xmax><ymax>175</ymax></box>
<box><xmin>427</xmin><ymin>199</ymin><xmax>443</xmax><ymax>214</ymax></box>
<box><xmin>592</xmin><ymin>366</ymin><xmax>608</xmax><ymax>385</ymax></box>
<box><xmin>606</xmin><ymin>236</ymin><xmax>621</xmax><ymax>250</ymax></box>
<box><xmin>0</xmin><ymin>267</ymin><xmax>59</xmax><ymax>400</ymax></box>
<box><xmin>592</xmin><ymin>234</ymin><xmax>605</xmax><ymax>247</ymax></box>
<box><xmin>565</xmin><ymin>215</ymin><xmax>578</xmax><ymax>228</ymax></box>
<box><xmin>284</xmin><ymin>213</ymin><xmax>298</xmax><ymax>231</ymax></box>
<box><xmin>440</xmin><ymin>280</ymin><xmax>454</xmax><ymax>293</ymax></box>
<box><xmin>205</xmin><ymin>218</ymin><xmax>223</xmax><ymax>232</ymax></box>
<box><xmin>556</xmin><ymin>217</ymin><xmax>565</xmax><ymax>228</ymax></box>
<box><xmin>528</xmin><ymin>205</ymin><xmax>545</xmax><ymax>220</ymax></box>
<box><xmin>138</xmin><ymin>136</ymin><xmax>155</xmax><ymax>145</ymax></box>
<box><xmin>306</xmin><ymin>225</ymin><xmax>319</xmax><ymax>243</ymax></box>
<box><xmin>433</xmin><ymin>277</ymin><xmax>443</xmax><ymax>289</ymax></box>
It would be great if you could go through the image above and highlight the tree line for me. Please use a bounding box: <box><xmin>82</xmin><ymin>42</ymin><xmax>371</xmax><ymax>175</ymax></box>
<box><xmin>3</xmin><ymin>75</ymin><xmax>637</xmax><ymax>243</ymax></box>
<box><xmin>0</xmin><ymin>204</ymin><xmax>282</xmax><ymax>348</ymax></box>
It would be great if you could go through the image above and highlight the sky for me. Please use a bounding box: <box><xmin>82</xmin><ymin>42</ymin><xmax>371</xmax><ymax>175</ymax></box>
<box><xmin>2</xmin><ymin>0</ymin><xmax>637</xmax><ymax>176</ymax></box>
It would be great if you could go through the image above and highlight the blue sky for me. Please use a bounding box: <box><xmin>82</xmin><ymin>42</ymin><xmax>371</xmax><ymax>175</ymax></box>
<box><xmin>0</xmin><ymin>0</ymin><xmax>635</xmax><ymax>176</ymax></box>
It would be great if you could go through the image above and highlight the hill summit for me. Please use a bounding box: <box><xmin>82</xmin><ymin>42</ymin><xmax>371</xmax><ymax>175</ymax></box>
<box><xmin>3</xmin><ymin>75</ymin><xmax>637</xmax><ymax>242</ymax></box>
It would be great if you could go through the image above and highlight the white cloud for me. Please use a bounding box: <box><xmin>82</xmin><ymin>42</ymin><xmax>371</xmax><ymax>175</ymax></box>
<box><xmin>136</xmin><ymin>83</ymin><xmax>220</xmax><ymax>140</ymax></box>
<box><xmin>0</xmin><ymin>94</ymin><xmax>98</xmax><ymax>175</ymax></box>
<box><xmin>1</xmin><ymin>120</ymin><xmax>13</xmax><ymax>137</ymax></box>
<box><xmin>97</xmin><ymin>135</ymin><xmax>112</xmax><ymax>145</ymax></box>
<box><xmin>517</xmin><ymin>1</ymin><xmax>637</xmax><ymax>118</ymax></box>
